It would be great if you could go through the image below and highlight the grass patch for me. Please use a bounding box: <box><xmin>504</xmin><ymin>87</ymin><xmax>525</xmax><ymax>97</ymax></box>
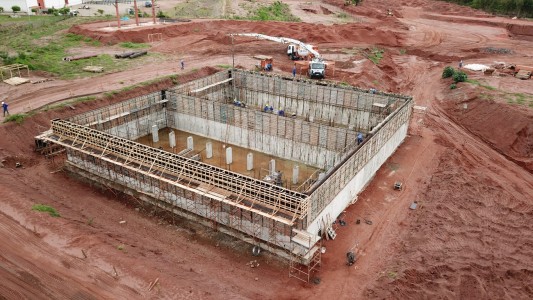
<box><xmin>387</xmin><ymin>271</ymin><xmax>398</xmax><ymax>279</ymax></box>
<box><xmin>466</xmin><ymin>79</ymin><xmax>496</xmax><ymax>90</ymax></box>
<box><xmin>367</xmin><ymin>48</ymin><xmax>384</xmax><ymax>65</ymax></box>
<box><xmin>172</xmin><ymin>0</ymin><xmax>224</xmax><ymax>18</ymax></box>
<box><xmin>479</xmin><ymin>93</ymin><xmax>494</xmax><ymax>101</ymax></box>
<box><xmin>337</xmin><ymin>12</ymin><xmax>349</xmax><ymax>19</ymax></box>
<box><xmin>32</xmin><ymin>204</ymin><xmax>60</xmax><ymax>217</ymax></box>
<box><xmin>3</xmin><ymin>113</ymin><xmax>29</xmax><ymax>124</ymax></box>
<box><xmin>504</xmin><ymin>93</ymin><xmax>533</xmax><ymax>106</ymax></box>
<box><xmin>0</xmin><ymin>15</ymin><xmax>131</xmax><ymax>79</ymax></box>
<box><xmin>119</xmin><ymin>42</ymin><xmax>149</xmax><ymax>49</ymax></box>
<box><xmin>216</xmin><ymin>64</ymin><xmax>232</xmax><ymax>69</ymax></box>
<box><xmin>44</xmin><ymin>96</ymin><xmax>97</xmax><ymax>111</ymax></box>
<box><xmin>399</xmin><ymin>49</ymin><xmax>406</xmax><ymax>55</ymax></box>
<box><xmin>117</xmin><ymin>245</ymin><xmax>125</xmax><ymax>251</ymax></box>
<box><xmin>250</xmin><ymin>1</ymin><xmax>301</xmax><ymax>22</ymax></box>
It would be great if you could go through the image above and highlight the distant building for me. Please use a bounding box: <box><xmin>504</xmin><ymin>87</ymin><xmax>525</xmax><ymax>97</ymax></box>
<box><xmin>2</xmin><ymin>0</ymin><xmax>83</xmax><ymax>12</ymax></box>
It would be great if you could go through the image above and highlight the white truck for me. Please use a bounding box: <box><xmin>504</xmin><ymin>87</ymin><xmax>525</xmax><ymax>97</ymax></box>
<box><xmin>231</xmin><ymin>33</ymin><xmax>327</xmax><ymax>79</ymax></box>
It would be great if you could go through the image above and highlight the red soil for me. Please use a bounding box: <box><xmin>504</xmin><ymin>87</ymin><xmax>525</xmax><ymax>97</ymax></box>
<box><xmin>1</xmin><ymin>0</ymin><xmax>532</xmax><ymax>299</ymax></box>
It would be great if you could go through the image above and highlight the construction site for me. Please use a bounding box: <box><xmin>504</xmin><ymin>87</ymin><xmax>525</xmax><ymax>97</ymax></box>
<box><xmin>0</xmin><ymin>0</ymin><xmax>532</xmax><ymax>299</ymax></box>
<box><xmin>36</xmin><ymin>68</ymin><xmax>412</xmax><ymax>280</ymax></box>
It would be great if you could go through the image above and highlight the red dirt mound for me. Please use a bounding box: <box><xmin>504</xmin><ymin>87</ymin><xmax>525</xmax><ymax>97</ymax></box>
<box><xmin>438</xmin><ymin>84</ymin><xmax>533</xmax><ymax>172</ymax></box>
<box><xmin>69</xmin><ymin>20</ymin><xmax>402</xmax><ymax>47</ymax></box>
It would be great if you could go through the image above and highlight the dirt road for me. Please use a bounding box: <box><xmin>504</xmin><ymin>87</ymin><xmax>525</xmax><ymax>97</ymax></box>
<box><xmin>0</xmin><ymin>0</ymin><xmax>532</xmax><ymax>299</ymax></box>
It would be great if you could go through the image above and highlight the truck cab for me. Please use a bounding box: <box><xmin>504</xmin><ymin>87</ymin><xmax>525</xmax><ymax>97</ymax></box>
<box><xmin>308</xmin><ymin>61</ymin><xmax>326</xmax><ymax>79</ymax></box>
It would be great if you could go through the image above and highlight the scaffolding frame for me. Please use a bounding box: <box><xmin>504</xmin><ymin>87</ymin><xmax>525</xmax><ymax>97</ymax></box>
<box><xmin>44</xmin><ymin>119</ymin><xmax>308</xmax><ymax>224</ymax></box>
<box><xmin>35</xmin><ymin>69</ymin><xmax>413</xmax><ymax>267</ymax></box>
<box><xmin>0</xmin><ymin>64</ymin><xmax>30</xmax><ymax>80</ymax></box>
<box><xmin>289</xmin><ymin>229</ymin><xmax>322</xmax><ymax>283</ymax></box>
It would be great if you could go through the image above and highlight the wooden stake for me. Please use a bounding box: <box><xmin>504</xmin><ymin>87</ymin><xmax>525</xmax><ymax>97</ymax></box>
<box><xmin>81</xmin><ymin>249</ymin><xmax>88</xmax><ymax>258</ymax></box>
<box><xmin>113</xmin><ymin>266</ymin><xmax>118</xmax><ymax>277</ymax></box>
<box><xmin>148</xmin><ymin>278</ymin><xmax>159</xmax><ymax>291</ymax></box>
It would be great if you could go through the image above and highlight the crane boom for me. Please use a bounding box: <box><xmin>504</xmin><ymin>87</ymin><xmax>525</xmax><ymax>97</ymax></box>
<box><xmin>230</xmin><ymin>33</ymin><xmax>321</xmax><ymax>59</ymax></box>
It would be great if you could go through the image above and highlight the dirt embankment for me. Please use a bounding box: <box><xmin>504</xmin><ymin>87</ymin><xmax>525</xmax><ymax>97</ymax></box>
<box><xmin>438</xmin><ymin>84</ymin><xmax>533</xmax><ymax>173</ymax></box>
<box><xmin>422</xmin><ymin>14</ymin><xmax>533</xmax><ymax>41</ymax></box>
<box><xmin>364</xmin><ymin>85</ymin><xmax>533</xmax><ymax>299</ymax></box>
<box><xmin>69</xmin><ymin>19</ymin><xmax>402</xmax><ymax>47</ymax></box>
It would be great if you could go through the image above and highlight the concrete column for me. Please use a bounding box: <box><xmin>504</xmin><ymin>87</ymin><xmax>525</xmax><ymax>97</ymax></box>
<box><xmin>151</xmin><ymin>124</ymin><xmax>159</xmax><ymax>143</ymax></box>
<box><xmin>269</xmin><ymin>159</ymin><xmax>276</xmax><ymax>175</ymax></box>
<box><xmin>206</xmin><ymin>142</ymin><xmax>213</xmax><ymax>159</ymax></box>
<box><xmin>318</xmin><ymin>172</ymin><xmax>325</xmax><ymax>181</ymax></box>
<box><xmin>169</xmin><ymin>131</ymin><xmax>176</xmax><ymax>148</ymax></box>
<box><xmin>226</xmin><ymin>147</ymin><xmax>233</xmax><ymax>165</ymax></box>
<box><xmin>292</xmin><ymin>165</ymin><xmax>299</xmax><ymax>184</ymax></box>
<box><xmin>187</xmin><ymin>136</ymin><xmax>194</xmax><ymax>150</ymax></box>
<box><xmin>247</xmin><ymin>153</ymin><xmax>253</xmax><ymax>171</ymax></box>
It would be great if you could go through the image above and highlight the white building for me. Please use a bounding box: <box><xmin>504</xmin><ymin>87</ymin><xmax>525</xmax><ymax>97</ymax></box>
<box><xmin>0</xmin><ymin>0</ymin><xmax>82</xmax><ymax>12</ymax></box>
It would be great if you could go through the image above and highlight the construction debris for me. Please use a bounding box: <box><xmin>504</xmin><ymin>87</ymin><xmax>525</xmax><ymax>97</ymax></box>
<box><xmin>515</xmin><ymin>70</ymin><xmax>531</xmax><ymax>80</ymax></box>
<box><xmin>31</xmin><ymin>78</ymin><xmax>54</xmax><ymax>84</ymax></box>
<box><xmin>463</xmin><ymin>64</ymin><xmax>490</xmax><ymax>72</ymax></box>
<box><xmin>347</xmin><ymin>251</ymin><xmax>356</xmax><ymax>266</ymax></box>
<box><xmin>83</xmin><ymin>66</ymin><xmax>104</xmax><ymax>73</ymax></box>
<box><xmin>148</xmin><ymin>278</ymin><xmax>159</xmax><ymax>291</ymax></box>
<box><xmin>3</xmin><ymin>77</ymin><xmax>30</xmax><ymax>86</ymax></box>
<box><xmin>410</xmin><ymin>201</ymin><xmax>418</xmax><ymax>210</ymax></box>
<box><xmin>246</xmin><ymin>260</ymin><xmax>260</xmax><ymax>268</ymax></box>
<box><xmin>63</xmin><ymin>54</ymin><xmax>98</xmax><ymax>62</ymax></box>
<box><xmin>394</xmin><ymin>182</ymin><xmax>403</xmax><ymax>190</ymax></box>
<box><xmin>115</xmin><ymin>51</ymin><xmax>148</xmax><ymax>59</ymax></box>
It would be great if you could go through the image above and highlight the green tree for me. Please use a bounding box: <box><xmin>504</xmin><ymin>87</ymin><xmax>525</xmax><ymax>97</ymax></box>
<box><xmin>12</xmin><ymin>5</ymin><xmax>21</xmax><ymax>13</ymax></box>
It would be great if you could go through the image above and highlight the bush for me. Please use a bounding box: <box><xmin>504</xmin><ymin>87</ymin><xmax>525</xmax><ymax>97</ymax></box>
<box><xmin>12</xmin><ymin>5</ymin><xmax>21</xmax><ymax>13</ymax></box>
<box><xmin>58</xmin><ymin>7</ymin><xmax>70</xmax><ymax>15</ymax></box>
<box><xmin>442</xmin><ymin>66</ymin><xmax>455</xmax><ymax>78</ymax></box>
<box><xmin>450</xmin><ymin>83</ymin><xmax>457</xmax><ymax>89</ymax></box>
<box><xmin>97</xmin><ymin>9</ymin><xmax>104</xmax><ymax>15</ymax></box>
<box><xmin>453</xmin><ymin>71</ymin><xmax>468</xmax><ymax>83</ymax></box>
<box><xmin>0</xmin><ymin>7</ymin><xmax>4</xmax><ymax>13</ymax></box>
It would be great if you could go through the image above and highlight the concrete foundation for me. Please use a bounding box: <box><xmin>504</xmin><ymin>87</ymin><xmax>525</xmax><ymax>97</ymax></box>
<box><xmin>40</xmin><ymin>69</ymin><xmax>413</xmax><ymax>264</ymax></box>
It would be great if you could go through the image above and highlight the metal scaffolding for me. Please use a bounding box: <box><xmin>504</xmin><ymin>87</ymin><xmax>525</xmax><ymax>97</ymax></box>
<box><xmin>44</xmin><ymin>119</ymin><xmax>309</xmax><ymax>224</ymax></box>
<box><xmin>35</xmin><ymin>70</ymin><xmax>413</xmax><ymax>279</ymax></box>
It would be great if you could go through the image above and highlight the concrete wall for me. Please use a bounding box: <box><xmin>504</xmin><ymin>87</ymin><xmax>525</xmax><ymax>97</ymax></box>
<box><xmin>171</xmin><ymin>111</ymin><xmax>341</xmax><ymax>168</ymax></box>
<box><xmin>1</xmin><ymin>0</ymin><xmax>37</xmax><ymax>12</ymax></box>
<box><xmin>103</xmin><ymin>108</ymin><xmax>167</xmax><ymax>140</ymax></box>
<box><xmin>65</xmin><ymin>150</ymin><xmax>312</xmax><ymax>256</ymax></box>
<box><xmin>232</xmin><ymin>71</ymin><xmax>396</xmax><ymax>132</ymax></box>
<box><xmin>306</xmin><ymin>123</ymin><xmax>408</xmax><ymax>234</ymax></box>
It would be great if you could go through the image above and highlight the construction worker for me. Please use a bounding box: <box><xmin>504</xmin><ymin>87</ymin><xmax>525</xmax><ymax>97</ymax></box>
<box><xmin>180</xmin><ymin>59</ymin><xmax>185</xmax><ymax>70</ymax></box>
<box><xmin>292</xmin><ymin>64</ymin><xmax>297</xmax><ymax>78</ymax></box>
<box><xmin>2</xmin><ymin>101</ymin><xmax>9</xmax><ymax>117</ymax></box>
<box><xmin>357</xmin><ymin>132</ymin><xmax>363</xmax><ymax>145</ymax></box>
<box><xmin>459</xmin><ymin>60</ymin><xmax>463</xmax><ymax>69</ymax></box>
